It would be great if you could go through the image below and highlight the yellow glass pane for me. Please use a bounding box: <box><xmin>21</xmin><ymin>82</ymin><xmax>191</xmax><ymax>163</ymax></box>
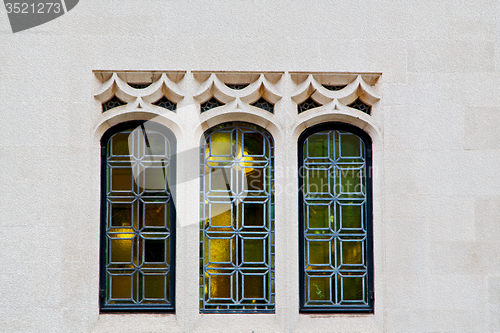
<box><xmin>340</xmin><ymin>133</ymin><xmax>361</xmax><ymax>157</ymax></box>
<box><xmin>342</xmin><ymin>276</ymin><xmax>363</xmax><ymax>301</ymax></box>
<box><xmin>244</xmin><ymin>275</ymin><xmax>264</xmax><ymax>299</ymax></box>
<box><xmin>112</xmin><ymin>168</ymin><xmax>133</xmax><ymax>191</ymax></box>
<box><xmin>209</xmin><ymin>238</ymin><xmax>232</xmax><ymax>263</ymax></box>
<box><xmin>342</xmin><ymin>241</ymin><xmax>363</xmax><ymax>265</ymax></box>
<box><xmin>210</xmin><ymin>275</ymin><xmax>231</xmax><ymax>298</ymax></box>
<box><xmin>110</xmin><ymin>238</ymin><xmax>133</xmax><ymax>263</ymax></box>
<box><xmin>111</xmin><ymin>204</ymin><xmax>132</xmax><ymax>227</ymax></box>
<box><xmin>245</xmin><ymin>169</ymin><xmax>264</xmax><ymax>191</ymax></box>
<box><xmin>243</xmin><ymin>239</ymin><xmax>264</xmax><ymax>262</ymax></box>
<box><xmin>307</xmin><ymin>169</ymin><xmax>329</xmax><ymax>193</ymax></box>
<box><xmin>111</xmin><ymin>132</ymin><xmax>131</xmax><ymax>156</ymax></box>
<box><xmin>111</xmin><ymin>275</ymin><xmax>131</xmax><ymax>299</ymax></box>
<box><xmin>144</xmin><ymin>275</ymin><xmax>165</xmax><ymax>299</ymax></box>
<box><xmin>144</xmin><ymin>203</ymin><xmax>167</xmax><ymax>227</ymax></box>
<box><xmin>211</xmin><ymin>132</ymin><xmax>232</xmax><ymax>156</ymax></box>
<box><xmin>308</xmin><ymin>240</ymin><xmax>330</xmax><ymax>265</ymax></box>
<box><xmin>309</xmin><ymin>277</ymin><xmax>330</xmax><ymax>301</ymax></box>
<box><xmin>341</xmin><ymin>205</ymin><xmax>361</xmax><ymax>228</ymax></box>
<box><xmin>308</xmin><ymin>205</ymin><xmax>329</xmax><ymax>229</ymax></box>
<box><xmin>210</xmin><ymin>203</ymin><xmax>232</xmax><ymax>227</ymax></box>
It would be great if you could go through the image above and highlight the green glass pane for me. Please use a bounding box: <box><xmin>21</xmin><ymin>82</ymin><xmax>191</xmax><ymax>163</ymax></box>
<box><xmin>342</xmin><ymin>276</ymin><xmax>363</xmax><ymax>301</ymax></box>
<box><xmin>341</xmin><ymin>205</ymin><xmax>362</xmax><ymax>229</ymax></box>
<box><xmin>111</xmin><ymin>275</ymin><xmax>131</xmax><ymax>299</ymax></box>
<box><xmin>145</xmin><ymin>132</ymin><xmax>167</xmax><ymax>155</ymax></box>
<box><xmin>243</xmin><ymin>239</ymin><xmax>264</xmax><ymax>262</ymax></box>
<box><xmin>308</xmin><ymin>240</ymin><xmax>330</xmax><ymax>265</ymax></box>
<box><xmin>111</xmin><ymin>168</ymin><xmax>133</xmax><ymax>191</ymax></box>
<box><xmin>144</xmin><ymin>275</ymin><xmax>165</xmax><ymax>299</ymax></box>
<box><xmin>243</xmin><ymin>132</ymin><xmax>264</xmax><ymax>156</ymax></box>
<box><xmin>111</xmin><ymin>204</ymin><xmax>132</xmax><ymax>227</ymax></box>
<box><xmin>340</xmin><ymin>133</ymin><xmax>361</xmax><ymax>157</ymax></box>
<box><xmin>110</xmin><ymin>238</ymin><xmax>133</xmax><ymax>263</ymax></box>
<box><xmin>210</xmin><ymin>275</ymin><xmax>231</xmax><ymax>298</ymax></box>
<box><xmin>211</xmin><ymin>132</ymin><xmax>232</xmax><ymax>156</ymax></box>
<box><xmin>244</xmin><ymin>275</ymin><xmax>264</xmax><ymax>299</ymax></box>
<box><xmin>307</xmin><ymin>168</ymin><xmax>330</xmax><ymax>193</ymax></box>
<box><xmin>144</xmin><ymin>203</ymin><xmax>167</xmax><ymax>228</ymax></box>
<box><xmin>341</xmin><ymin>241</ymin><xmax>363</xmax><ymax>265</ymax></box>
<box><xmin>339</xmin><ymin>168</ymin><xmax>361</xmax><ymax>194</ymax></box>
<box><xmin>111</xmin><ymin>133</ymin><xmax>131</xmax><ymax>156</ymax></box>
<box><xmin>144</xmin><ymin>239</ymin><xmax>165</xmax><ymax>262</ymax></box>
<box><xmin>307</xmin><ymin>134</ymin><xmax>329</xmax><ymax>158</ymax></box>
<box><xmin>244</xmin><ymin>203</ymin><xmax>264</xmax><ymax>227</ymax></box>
<box><xmin>308</xmin><ymin>205</ymin><xmax>329</xmax><ymax>229</ymax></box>
<box><xmin>309</xmin><ymin>277</ymin><xmax>330</xmax><ymax>301</ymax></box>
<box><xmin>209</xmin><ymin>238</ymin><xmax>232</xmax><ymax>263</ymax></box>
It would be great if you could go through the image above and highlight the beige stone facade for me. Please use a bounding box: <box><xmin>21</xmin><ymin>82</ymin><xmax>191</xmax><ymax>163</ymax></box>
<box><xmin>1</xmin><ymin>1</ymin><xmax>499</xmax><ymax>332</ymax></box>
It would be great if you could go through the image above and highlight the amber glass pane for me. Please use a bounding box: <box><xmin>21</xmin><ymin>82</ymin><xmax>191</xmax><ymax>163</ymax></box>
<box><xmin>111</xmin><ymin>275</ymin><xmax>131</xmax><ymax>299</ymax></box>
<box><xmin>245</xmin><ymin>168</ymin><xmax>264</xmax><ymax>192</ymax></box>
<box><xmin>111</xmin><ymin>133</ymin><xmax>130</xmax><ymax>156</ymax></box>
<box><xmin>144</xmin><ymin>203</ymin><xmax>167</xmax><ymax>227</ymax></box>
<box><xmin>111</xmin><ymin>204</ymin><xmax>132</xmax><ymax>227</ymax></box>
<box><xmin>111</xmin><ymin>168</ymin><xmax>133</xmax><ymax>191</ymax></box>
<box><xmin>308</xmin><ymin>240</ymin><xmax>330</xmax><ymax>265</ymax></box>
<box><xmin>145</xmin><ymin>133</ymin><xmax>167</xmax><ymax>155</ymax></box>
<box><xmin>308</xmin><ymin>205</ymin><xmax>329</xmax><ymax>229</ymax></box>
<box><xmin>210</xmin><ymin>275</ymin><xmax>231</xmax><ymax>298</ymax></box>
<box><xmin>144</xmin><ymin>275</ymin><xmax>165</xmax><ymax>299</ymax></box>
<box><xmin>244</xmin><ymin>275</ymin><xmax>264</xmax><ymax>298</ymax></box>
<box><xmin>110</xmin><ymin>238</ymin><xmax>133</xmax><ymax>263</ymax></box>
<box><xmin>210</xmin><ymin>132</ymin><xmax>232</xmax><ymax>156</ymax></box>
<box><xmin>309</xmin><ymin>277</ymin><xmax>330</xmax><ymax>301</ymax></box>
<box><xmin>143</xmin><ymin>167</ymin><xmax>166</xmax><ymax>191</ymax></box>
<box><xmin>210</xmin><ymin>203</ymin><xmax>232</xmax><ymax>227</ymax></box>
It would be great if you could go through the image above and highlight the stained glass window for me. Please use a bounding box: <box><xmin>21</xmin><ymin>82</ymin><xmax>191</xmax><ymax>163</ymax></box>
<box><xmin>102</xmin><ymin>95</ymin><xmax>125</xmax><ymax>112</ymax></box>
<box><xmin>200</xmin><ymin>122</ymin><xmax>275</xmax><ymax>313</ymax></box>
<box><xmin>299</xmin><ymin>123</ymin><xmax>373</xmax><ymax>312</ymax></box>
<box><xmin>251</xmin><ymin>97</ymin><xmax>274</xmax><ymax>113</ymax></box>
<box><xmin>347</xmin><ymin>98</ymin><xmax>371</xmax><ymax>114</ymax></box>
<box><xmin>101</xmin><ymin>121</ymin><xmax>175</xmax><ymax>311</ymax></box>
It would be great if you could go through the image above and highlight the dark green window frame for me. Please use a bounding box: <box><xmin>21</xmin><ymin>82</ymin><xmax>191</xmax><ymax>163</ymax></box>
<box><xmin>298</xmin><ymin>122</ymin><xmax>374</xmax><ymax>313</ymax></box>
<box><xmin>100</xmin><ymin>120</ymin><xmax>176</xmax><ymax>312</ymax></box>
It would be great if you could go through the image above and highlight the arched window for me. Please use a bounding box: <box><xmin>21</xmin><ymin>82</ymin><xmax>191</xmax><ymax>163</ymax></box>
<box><xmin>298</xmin><ymin>123</ymin><xmax>373</xmax><ymax>312</ymax></box>
<box><xmin>100</xmin><ymin>121</ymin><xmax>176</xmax><ymax>311</ymax></box>
<box><xmin>200</xmin><ymin>122</ymin><xmax>275</xmax><ymax>313</ymax></box>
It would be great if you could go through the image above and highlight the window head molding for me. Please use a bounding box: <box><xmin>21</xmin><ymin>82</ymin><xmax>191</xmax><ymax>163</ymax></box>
<box><xmin>298</xmin><ymin>122</ymin><xmax>373</xmax><ymax>313</ymax></box>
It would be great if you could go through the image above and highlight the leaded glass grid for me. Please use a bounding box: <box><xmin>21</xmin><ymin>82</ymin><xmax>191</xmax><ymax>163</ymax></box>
<box><xmin>101</xmin><ymin>122</ymin><xmax>175</xmax><ymax>311</ymax></box>
<box><xmin>102</xmin><ymin>96</ymin><xmax>125</xmax><ymax>112</ymax></box>
<box><xmin>298</xmin><ymin>97</ymin><xmax>322</xmax><ymax>113</ymax></box>
<box><xmin>226</xmin><ymin>83</ymin><xmax>249</xmax><ymax>90</ymax></box>
<box><xmin>348</xmin><ymin>98</ymin><xmax>371</xmax><ymax>114</ymax></box>
<box><xmin>251</xmin><ymin>97</ymin><xmax>274</xmax><ymax>113</ymax></box>
<box><xmin>200</xmin><ymin>122</ymin><xmax>275</xmax><ymax>313</ymax></box>
<box><xmin>153</xmin><ymin>96</ymin><xmax>176</xmax><ymax>111</ymax></box>
<box><xmin>201</xmin><ymin>97</ymin><xmax>224</xmax><ymax>112</ymax></box>
<box><xmin>299</xmin><ymin>124</ymin><xmax>373</xmax><ymax>312</ymax></box>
